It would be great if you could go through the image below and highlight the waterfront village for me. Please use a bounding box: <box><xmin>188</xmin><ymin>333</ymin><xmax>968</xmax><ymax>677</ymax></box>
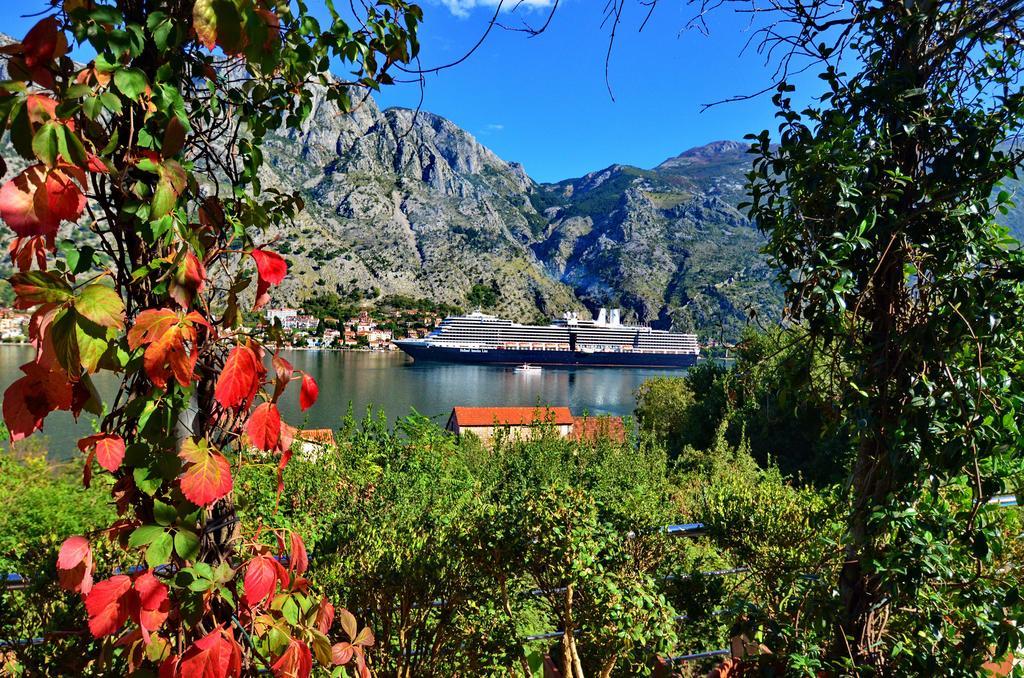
<box><xmin>0</xmin><ymin>296</ymin><xmax>446</xmax><ymax>350</ymax></box>
<box><xmin>0</xmin><ymin>302</ymin><xmax>732</xmax><ymax>353</ymax></box>
<box><xmin>263</xmin><ymin>307</ymin><xmax>441</xmax><ymax>350</ymax></box>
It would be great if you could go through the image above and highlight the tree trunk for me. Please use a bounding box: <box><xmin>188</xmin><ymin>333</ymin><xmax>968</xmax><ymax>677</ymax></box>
<box><xmin>834</xmin><ymin>209</ymin><xmax>908</xmax><ymax>667</ymax></box>
<box><xmin>561</xmin><ymin>583</ymin><xmax>575</xmax><ymax>678</ymax></box>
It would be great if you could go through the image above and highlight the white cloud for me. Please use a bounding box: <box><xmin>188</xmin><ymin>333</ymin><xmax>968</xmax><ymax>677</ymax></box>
<box><xmin>486</xmin><ymin>123</ymin><xmax>505</xmax><ymax>131</ymax></box>
<box><xmin>438</xmin><ymin>0</ymin><xmax>555</xmax><ymax>19</ymax></box>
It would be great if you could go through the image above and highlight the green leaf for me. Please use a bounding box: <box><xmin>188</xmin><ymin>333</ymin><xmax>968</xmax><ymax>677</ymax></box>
<box><xmin>146</xmin><ymin>530</ymin><xmax>174</xmax><ymax>567</ymax></box>
<box><xmin>152</xmin><ymin>161</ymin><xmax>187</xmax><ymax>218</ymax></box>
<box><xmin>99</xmin><ymin>92</ymin><xmax>123</xmax><ymax>114</ymax></box>
<box><xmin>50</xmin><ymin>308</ymin><xmax>80</xmax><ymax>373</ymax></box>
<box><xmin>75</xmin><ymin>314</ymin><xmax>115</xmax><ymax>373</ymax></box>
<box><xmin>153</xmin><ymin>499</ymin><xmax>177</xmax><ymax>526</ymax></box>
<box><xmin>60</xmin><ymin>241</ymin><xmax>96</xmax><ymax>274</ymax></box>
<box><xmin>174</xmin><ymin>529</ymin><xmax>200</xmax><ymax>561</ymax></box>
<box><xmin>75</xmin><ymin>284</ymin><xmax>125</xmax><ymax>329</ymax></box>
<box><xmin>56</xmin><ymin>125</ymin><xmax>89</xmax><ymax>168</ymax></box>
<box><xmin>113</xmin><ymin>67</ymin><xmax>149</xmax><ymax>100</ymax></box>
<box><xmin>31</xmin><ymin>121</ymin><xmax>59</xmax><ymax>166</ymax></box>
<box><xmin>281</xmin><ymin>596</ymin><xmax>300</xmax><ymax>625</ymax></box>
<box><xmin>129</xmin><ymin>524</ymin><xmax>166</xmax><ymax>548</ymax></box>
<box><xmin>133</xmin><ymin>464</ymin><xmax>163</xmax><ymax>496</ymax></box>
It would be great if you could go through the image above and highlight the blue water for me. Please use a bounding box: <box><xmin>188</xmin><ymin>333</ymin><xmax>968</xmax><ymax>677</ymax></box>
<box><xmin>0</xmin><ymin>346</ymin><xmax>684</xmax><ymax>459</ymax></box>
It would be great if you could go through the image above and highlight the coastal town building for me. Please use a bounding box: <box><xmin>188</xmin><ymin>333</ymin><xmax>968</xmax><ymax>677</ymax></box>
<box><xmin>445</xmin><ymin>406</ymin><xmax>576</xmax><ymax>443</ymax></box>
<box><xmin>367</xmin><ymin>328</ymin><xmax>393</xmax><ymax>349</ymax></box>
<box><xmin>0</xmin><ymin>310</ymin><xmax>29</xmax><ymax>341</ymax></box>
<box><xmin>265</xmin><ymin>308</ymin><xmax>299</xmax><ymax>324</ymax></box>
<box><xmin>296</xmin><ymin>428</ymin><xmax>336</xmax><ymax>458</ymax></box>
<box><xmin>444</xmin><ymin>406</ymin><xmax>627</xmax><ymax>445</ymax></box>
<box><xmin>265</xmin><ymin>307</ymin><xmax>318</xmax><ymax>332</ymax></box>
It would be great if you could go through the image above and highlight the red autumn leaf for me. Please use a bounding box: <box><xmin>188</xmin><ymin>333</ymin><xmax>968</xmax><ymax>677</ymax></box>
<box><xmin>215</xmin><ymin>345</ymin><xmax>261</xmax><ymax>409</ymax></box>
<box><xmin>251</xmin><ymin>249</ymin><xmax>287</xmax><ymax>284</ymax></box>
<box><xmin>85</xmin><ymin>575</ymin><xmax>133</xmax><ymax>637</ymax></box>
<box><xmin>3</xmin><ymin>377</ymin><xmax>45</xmax><ymax>440</ymax></box>
<box><xmin>168</xmin><ymin>251</ymin><xmax>207</xmax><ymax>308</ymax></box>
<box><xmin>128</xmin><ymin>309</ymin><xmax>208</xmax><ymax>388</ymax></box>
<box><xmin>271</xmin><ymin>353</ymin><xmax>292</xmax><ymax>400</ymax></box>
<box><xmin>246</xmin><ymin>402</ymin><xmax>281</xmax><ymax>451</ymax></box>
<box><xmin>86</xmin><ymin>153</ymin><xmax>108</xmax><ymax>173</ymax></box>
<box><xmin>315</xmin><ymin>598</ymin><xmax>335</xmax><ymax>634</ymax></box>
<box><xmin>2</xmin><ymin>360</ymin><xmax>73</xmax><ymax>441</ymax></box>
<box><xmin>25</xmin><ymin>94</ymin><xmax>58</xmax><ymax>128</ymax></box>
<box><xmin>272</xmin><ymin>639</ymin><xmax>313</xmax><ymax>678</ymax></box>
<box><xmin>255</xmin><ymin>8</ymin><xmax>281</xmax><ymax>49</ymax></box>
<box><xmin>275</xmin><ymin>447</ymin><xmax>293</xmax><ymax>496</ymax></box>
<box><xmin>250</xmin><ymin>248</ymin><xmax>287</xmax><ymax>311</ymax></box>
<box><xmin>9</xmin><ymin>235</ymin><xmax>50</xmax><ymax>273</ymax></box>
<box><xmin>22</xmin><ymin>17</ymin><xmax>60</xmax><ymax>68</ymax></box>
<box><xmin>338</xmin><ymin>608</ymin><xmax>358</xmax><ymax>643</ymax></box>
<box><xmin>57</xmin><ymin>535</ymin><xmax>90</xmax><ymax>570</ymax></box>
<box><xmin>289</xmin><ymin>531</ymin><xmax>309</xmax><ymax>574</ymax></box>
<box><xmin>331</xmin><ymin>642</ymin><xmax>354</xmax><ymax>666</ymax></box>
<box><xmin>299</xmin><ymin>372</ymin><xmax>318</xmax><ymax>412</ymax></box>
<box><xmin>178</xmin><ymin>437</ymin><xmax>232</xmax><ymax>506</ymax></box>
<box><xmin>56</xmin><ymin>535</ymin><xmax>94</xmax><ymax>595</ymax></box>
<box><xmin>133</xmin><ymin>570</ymin><xmax>170</xmax><ymax>643</ymax></box>
<box><xmin>127</xmin><ymin>308</ymin><xmax>178</xmax><ymax>348</ymax></box>
<box><xmin>158</xmin><ymin>655</ymin><xmax>180</xmax><ymax>678</ymax></box>
<box><xmin>243</xmin><ymin>555</ymin><xmax>286</xmax><ymax>607</ymax></box>
<box><xmin>78</xmin><ymin>433</ymin><xmax>126</xmax><ymax>472</ymax></box>
<box><xmin>0</xmin><ymin>164</ymin><xmax>86</xmax><ymax>238</ymax></box>
<box><xmin>178</xmin><ymin>627</ymin><xmax>242</xmax><ymax>678</ymax></box>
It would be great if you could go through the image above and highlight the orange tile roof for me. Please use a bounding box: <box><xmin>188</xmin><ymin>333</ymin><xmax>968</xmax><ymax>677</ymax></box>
<box><xmin>450</xmin><ymin>406</ymin><xmax>574</xmax><ymax>427</ymax></box>
<box><xmin>571</xmin><ymin>416</ymin><xmax>626</xmax><ymax>443</ymax></box>
<box><xmin>297</xmin><ymin>428</ymin><xmax>336</xmax><ymax>445</ymax></box>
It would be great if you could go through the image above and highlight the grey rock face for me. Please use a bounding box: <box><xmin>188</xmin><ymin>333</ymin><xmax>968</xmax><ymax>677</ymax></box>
<box><xmin>260</xmin><ymin>93</ymin><xmax>578</xmax><ymax>321</ymax></box>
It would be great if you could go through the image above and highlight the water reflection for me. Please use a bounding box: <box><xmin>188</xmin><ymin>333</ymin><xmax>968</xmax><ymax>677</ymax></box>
<box><xmin>0</xmin><ymin>346</ymin><xmax>685</xmax><ymax>459</ymax></box>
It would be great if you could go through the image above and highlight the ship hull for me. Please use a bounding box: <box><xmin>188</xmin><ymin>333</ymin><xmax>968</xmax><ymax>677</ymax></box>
<box><xmin>395</xmin><ymin>342</ymin><xmax>697</xmax><ymax>368</ymax></box>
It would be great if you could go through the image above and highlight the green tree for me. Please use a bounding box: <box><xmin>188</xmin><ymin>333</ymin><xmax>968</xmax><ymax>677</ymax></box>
<box><xmin>636</xmin><ymin>327</ymin><xmax>848</xmax><ymax>485</ymax></box>
<box><xmin>732</xmin><ymin>0</ymin><xmax>1024</xmax><ymax>670</ymax></box>
<box><xmin>467</xmin><ymin>282</ymin><xmax>499</xmax><ymax>309</ymax></box>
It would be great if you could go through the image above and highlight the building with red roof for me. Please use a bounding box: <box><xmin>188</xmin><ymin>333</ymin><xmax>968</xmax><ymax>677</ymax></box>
<box><xmin>445</xmin><ymin>406</ymin><xmax>575</xmax><ymax>443</ymax></box>
<box><xmin>571</xmin><ymin>415</ymin><xmax>626</xmax><ymax>443</ymax></box>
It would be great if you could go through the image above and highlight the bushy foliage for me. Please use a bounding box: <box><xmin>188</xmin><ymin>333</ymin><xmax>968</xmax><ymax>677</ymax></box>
<box><xmin>0</xmin><ymin>440</ymin><xmax>127</xmax><ymax>673</ymax></box>
<box><xmin>235</xmin><ymin>412</ymin><xmax>696</xmax><ymax>677</ymax></box>
<box><xmin>637</xmin><ymin>326</ymin><xmax>849</xmax><ymax>485</ymax></box>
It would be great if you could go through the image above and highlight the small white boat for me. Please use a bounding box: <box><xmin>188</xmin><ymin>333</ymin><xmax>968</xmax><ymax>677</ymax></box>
<box><xmin>514</xmin><ymin>364</ymin><xmax>543</xmax><ymax>374</ymax></box>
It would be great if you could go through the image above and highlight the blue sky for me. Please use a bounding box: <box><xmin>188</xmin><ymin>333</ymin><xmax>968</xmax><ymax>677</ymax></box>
<box><xmin>0</xmin><ymin>1</ymin><xmax>821</xmax><ymax>182</ymax></box>
<box><xmin>370</xmin><ymin>0</ymin><xmax>822</xmax><ymax>181</ymax></box>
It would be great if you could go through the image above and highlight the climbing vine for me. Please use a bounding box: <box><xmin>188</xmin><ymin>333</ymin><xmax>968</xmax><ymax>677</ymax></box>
<box><xmin>0</xmin><ymin>0</ymin><xmax>420</xmax><ymax>674</ymax></box>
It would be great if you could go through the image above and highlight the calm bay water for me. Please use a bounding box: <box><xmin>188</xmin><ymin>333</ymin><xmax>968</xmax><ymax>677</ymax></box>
<box><xmin>0</xmin><ymin>346</ymin><xmax>683</xmax><ymax>459</ymax></box>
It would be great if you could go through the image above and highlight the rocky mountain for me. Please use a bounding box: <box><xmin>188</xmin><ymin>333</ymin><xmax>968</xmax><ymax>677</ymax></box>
<box><xmin>257</xmin><ymin>94</ymin><xmax>580</xmax><ymax>324</ymax></box>
<box><xmin>529</xmin><ymin>142</ymin><xmax>777</xmax><ymax>337</ymax></box>
<box><xmin>254</xmin><ymin>89</ymin><xmax>778</xmax><ymax>338</ymax></box>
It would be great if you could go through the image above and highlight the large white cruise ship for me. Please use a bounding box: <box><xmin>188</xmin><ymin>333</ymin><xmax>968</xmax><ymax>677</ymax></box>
<box><xmin>394</xmin><ymin>309</ymin><xmax>699</xmax><ymax>368</ymax></box>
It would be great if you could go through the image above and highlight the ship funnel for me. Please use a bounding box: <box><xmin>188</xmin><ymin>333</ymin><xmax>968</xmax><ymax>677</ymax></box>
<box><xmin>596</xmin><ymin>308</ymin><xmax>607</xmax><ymax>324</ymax></box>
<box><xmin>610</xmin><ymin>309</ymin><xmax>621</xmax><ymax>325</ymax></box>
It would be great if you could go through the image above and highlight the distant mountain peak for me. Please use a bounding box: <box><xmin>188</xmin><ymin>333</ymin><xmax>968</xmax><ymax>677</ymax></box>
<box><xmin>656</xmin><ymin>140</ymin><xmax>748</xmax><ymax>170</ymax></box>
